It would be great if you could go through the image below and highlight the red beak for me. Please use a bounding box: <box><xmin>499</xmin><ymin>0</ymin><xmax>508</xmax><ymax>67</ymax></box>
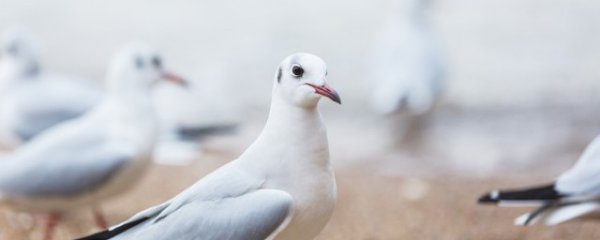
<box><xmin>306</xmin><ymin>82</ymin><xmax>342</xmax><ymax>104</ymax></box>
<box><xmin>161</xmin><ymin>72</ymin><xmax>188</xmax><ymax>87</ymax></box>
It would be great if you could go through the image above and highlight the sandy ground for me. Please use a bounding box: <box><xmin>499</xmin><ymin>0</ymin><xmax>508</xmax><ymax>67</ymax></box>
<box><xmin>1</xmin><ymin>157</ymin><xmax>600</xmax><ymax>240</ymax></box>
<box><xmin>1</xmin><ymin>108</ymin><xmax>600</xmax><ymax>240</ymax></box>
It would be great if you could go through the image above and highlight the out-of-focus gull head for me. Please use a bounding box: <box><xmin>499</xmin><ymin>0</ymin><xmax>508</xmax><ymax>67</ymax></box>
<box><xmin>0</xmin><ymin>27</ymin><xmax>40</xmax><ymax>76</ymax></box>
<box><xmin>275</xmin><ymin>53</ymin><xmax>341</xmax><ymax>107</ymax></box>
<box><xmin>107</xmin><ymin>43</ymin><xmax>187</xmax><ymax>94</ymax></box>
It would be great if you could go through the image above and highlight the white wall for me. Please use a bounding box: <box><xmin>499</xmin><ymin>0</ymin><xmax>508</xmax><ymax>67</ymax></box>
<box><xmin>1</xmin><ymin>0</ymin><xmax>599</xmax><ymax>114</ymax></box>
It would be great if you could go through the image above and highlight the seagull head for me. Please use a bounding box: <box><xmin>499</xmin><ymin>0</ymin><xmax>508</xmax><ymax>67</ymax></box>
<box><xmin>274</xmin><ymin>53</ymin><xmax>341</xmax><ymax>108</ymax></box>
<box><xmin>107</xmin><ymin>43</ymin><xmax>187</xmax><ymax>93</ymax></box>
<box><xmin>0</xmin><ymin>27</ymin><xmax>40</xmax><ymax>77</ymax></box>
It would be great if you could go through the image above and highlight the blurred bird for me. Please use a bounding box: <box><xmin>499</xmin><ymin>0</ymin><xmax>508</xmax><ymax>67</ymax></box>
<box><xmin>370</xmin><ymin>0</ymin><xmax>444</xmax><ymax>116</ymax></box>
<box><xmin>152</xmin><ymin>79</ymin><xmax>238</xmax><ymax>165</ymax></box>
<box><xmin>0</xmin><ymin>44</ymin><xmax>186</xmax><ymax>240</ymax></box>
<box><xmin>77</xmin><ymin>53</ymin><xmax>340</xmax><ymax>240</ymax></box>
<box><xmin>479</xmin><ymin>135</ymin><xmax>600</xmax><ymax>226</ymax></box>
<box><xmin>0</xmin><ymin>27</ymin><xmax>102</xmax><ymax>146</ymax></box>
<box><xmin>152</xmin><ymin>123</ymin><xmax>237</xmax><ymax>165</ymax></box>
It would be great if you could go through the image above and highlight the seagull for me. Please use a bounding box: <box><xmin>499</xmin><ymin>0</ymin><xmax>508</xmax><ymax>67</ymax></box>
<box><xmin>0</xmin><ymin>44</ymin><xmax>186</xmax><ymax>240</ymax></box>
<box><xmin>479</xmin><ymin>135</ymin><xmax>600</xmax><ymax>226</ymax></box>
<box><xmin>77</xmin><ymin>53</ymin><xmax>341</xmax><ymax>240</ymax></box>
<box><xmin>0</xmin><ymin>27</ymin><xmax>102</xmax><ymax>146</ymax></box>
<box><xmin>370</xmin><ymin>0</ymin><xmax>444</xmax><ymax>116</ymax></box>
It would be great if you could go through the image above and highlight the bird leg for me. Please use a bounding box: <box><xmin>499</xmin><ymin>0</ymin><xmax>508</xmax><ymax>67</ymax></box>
<box><xmin>92</xmin><ymin>207</ymin><xmax>108</xmax><ymax>229</ymax></box>
<box><xmin>42</xmin><ymin>212</ymin><xmax>59</xmax><ymax>240</ymax></box>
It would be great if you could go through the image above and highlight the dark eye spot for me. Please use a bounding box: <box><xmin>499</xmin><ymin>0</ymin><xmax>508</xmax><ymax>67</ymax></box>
<box><xmin>135</xmin><ymin>56</ymin><xmax>144</xmax><ymax>69</ymax></box>
<box><xmin>151</xmin><ymin>56</ymin><xmax>162</xmax><ymax>68</ymax></box>
<box><xmin>277</xmin><ymin>67</ymin><xmax>282</xmax><ymax>83</ymax></box>
<box><xmin>291</xmin><ymin>65</ymin><xmax>304</xmax><ymax>77</ymax></box>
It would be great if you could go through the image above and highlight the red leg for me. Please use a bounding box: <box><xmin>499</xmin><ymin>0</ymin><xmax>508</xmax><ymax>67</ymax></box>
<box><xmin>42</xmin><ymin>213</ymin><xmax>59</xmax><ymax>240</ymax></box>
<box><xmin>92</xmin><ymin>207</ymin><xmax>108</xmax><ymax>229</ymax></box>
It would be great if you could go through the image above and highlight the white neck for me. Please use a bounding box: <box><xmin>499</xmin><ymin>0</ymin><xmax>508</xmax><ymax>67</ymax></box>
<box><xmin>239</xmin><ymin>86</ymin><xmax>330</xmax><ymax>171</ymax></box>
<box><xmin>0</xmin><ymin>60</ymin><xmax>39</xmax><ymax>92</ymax></box>
<box><xmin>103</xmin><ymin>89</ymin><xmax>158</xmax><ymax>153</ymax></box>
<box><xmin>392</xmin><ymin>0</ymin><xmax>429</xmax><ymax>26</ymax></box>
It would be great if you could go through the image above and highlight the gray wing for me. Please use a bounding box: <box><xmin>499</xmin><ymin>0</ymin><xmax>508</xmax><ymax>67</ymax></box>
<box><xmin>556</xmin><ymin>135</ymin><xmax>600</xmax><ymax>196</ymax></box>
<box><xmin>10</xmin><ymin>78</ymin><xmax>101</xmax><ymax>140</ymax></box>
<box><xmin>13</xmin><ymin>108</ymin><xmax>84</xmax><ymax>141</ymax></box>
<box><xmin>88</xmin><ymin>189</ymin><xmax>293</xmax><ymax>240</ymax></box>
<box><xmin>0</xmin><ymin>118</ymin><xmax>132</xmax><ymax>197</ymax></box>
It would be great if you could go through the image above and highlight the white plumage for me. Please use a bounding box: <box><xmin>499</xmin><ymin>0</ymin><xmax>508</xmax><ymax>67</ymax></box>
<box><xmin>78</xmin><ymin>53</ymin><xmax>341</xmax><ymax>240</ymax></box>
<box><xmin>0</xmin><ymin>27</ymin><xmax>101</xmax><ymax>146</ymax></box>
<box><xmin>370</xmin><ymin>0</ymin><xmax>444</xmax><ymax>115</ymax></box>
<box><xmin>479</xmin><ymin>135</ymin><xmax>600</xmax><ymax>226</ymax></box>
<box><xmin>0</xmin><ymin>44</ymin><xmax>187</xmax><ymax>240</ymax></box>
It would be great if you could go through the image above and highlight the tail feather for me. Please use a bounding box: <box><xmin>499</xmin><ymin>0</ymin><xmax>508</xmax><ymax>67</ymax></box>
<box><xmin>514</xmin><ymin>201</ymin><xmax>561</xmax><ymax>226</ymax></box>
<box><xmin>513</xmin><ymin>201</ymin><xmax>600</xmax><ymax>226</ymax></box>
<box><xmin>544</xmin><ymin>202</ymin><xmax>600</xmax><ymax>225</ymax></box>
<box><xmin>478</xmin><ymin>183</ymin><xmax>564</xmax><ymax>206</ymax></box>
<box><xmin>523</xmin><ymin>202</ymin><xmax>558</xmax><ymax>225</ymax></box>
<box><xmin>515</xmin><ymin>212</ymin><xmax>536</xmax><ymax>226</ymax></box>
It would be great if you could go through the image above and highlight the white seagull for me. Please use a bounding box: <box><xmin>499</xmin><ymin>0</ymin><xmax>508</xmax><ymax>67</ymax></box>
<box><xmin>479</xmin><ymin>135</ymin><xmax>600</xmax><ymax>226</ymax></box>
<box><xmin>0</xmin><ymin>44</ymin><xmax>186</xmax><ymax>240</ymax></box>
<box><xmin>0</xmin><ymin>28</ymin><xmax>102</xmax><ymax>146</ymax></box>
<box><xmin>370</xmin><ymin>0</ymin><xmax>444</xmax><ymax>116</ymax></box>
<box><xmin>78</xmin><ymin>53</ymin><xmax>341</xmax><ymax>240</ymax></box>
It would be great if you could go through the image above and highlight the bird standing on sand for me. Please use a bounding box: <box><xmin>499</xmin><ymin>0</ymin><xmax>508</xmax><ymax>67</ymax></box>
<box><xmin>0</xmin><ymin>44</ymin><xmax>186</xmax><ymax>240</ymax></box>
<box><xmin>479</xmin><ymin>135</ymin><xmax>600</xmax><ymax>226</ymax></box>
<box><xmin>78</xmin><ymin>53</ymin><xmax>341</xmax><ymax>240</ymax></box>
<box><xmin>369</xmin><ymin>0</ymin><xmax>444</xmax><ymax>148</ymax></box>
<box><xmin>370</xmin><ymin>0</ymin><xmax>444</xmax><ymax>116</ymax></box>
<box><xmin>0</xmin><ymin>28</ymin><xmax>101</xmax><ymax>146</ymax></box>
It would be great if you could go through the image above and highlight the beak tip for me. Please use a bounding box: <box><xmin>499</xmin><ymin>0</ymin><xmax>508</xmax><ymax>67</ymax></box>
<box><xmin>331</xmin><ymin>92</ymin><xmax>342</xmax><ymax>105</ymax></box>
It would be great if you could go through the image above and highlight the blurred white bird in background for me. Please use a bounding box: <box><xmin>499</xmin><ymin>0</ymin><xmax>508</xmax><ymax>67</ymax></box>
<box><xmin>0</xmin><ymin>44</ymin><xmax>186</xmax><ymax>240</ymax></box>
<box><xmin>78</xmin><ymin>53</ymin><xmax>340</xmax><ymax>240</ymax></box>
<box><xmin>369</xmin><ymin>0</ymin><xmax>445</xmax><ymax>147</ymax></box>
<box><xmin>152</xmin><ymin>69</ymin><xmax>238</xmax><ymax>165</ymax></box>
<box><xmin>479</xmin><ymin>135</ymin><xmax>600</xmax><ymax>226</ymax></box>
<box><xmin>370</xmin><ymin>0</ymin><xmax>444</xmax><ymax>115</ymax></box>
<box><xmin>0</xmin><ymin>27</ymin><xmax>102</xmax><ymax>148</ymax></box>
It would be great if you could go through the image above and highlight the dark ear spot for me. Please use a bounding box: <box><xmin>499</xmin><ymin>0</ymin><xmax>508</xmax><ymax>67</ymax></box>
<box><xmin>135</xmin><ymin>56</ymin><xmax>144</xmax><ymax>69</ymax></box>
<box><xmin>277</xmin><ymin>66</ymin><xmax>282</xmax><ymax>83</ymax></box>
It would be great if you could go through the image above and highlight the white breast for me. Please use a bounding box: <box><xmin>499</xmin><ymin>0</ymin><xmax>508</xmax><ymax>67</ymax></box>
<box><xmin>272</xmin><ymin>168</ymin><xmax>336</xmax><ymax>240</ymax></box>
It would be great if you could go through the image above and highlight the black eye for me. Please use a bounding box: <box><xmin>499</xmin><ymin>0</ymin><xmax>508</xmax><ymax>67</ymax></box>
<box><xmin>151</xmin><ymin>56</ymin><xmax>162</xmax><ymax>68</ymax></box>
<box><xmin>291</xmin><ymin>65</ymin><xmax>304</xmax><ymax>77</ymax></box>
<box><xmin>135</xmin><ymin>57</ymin><xmax>144</xmax><ymax>69</ymax></box>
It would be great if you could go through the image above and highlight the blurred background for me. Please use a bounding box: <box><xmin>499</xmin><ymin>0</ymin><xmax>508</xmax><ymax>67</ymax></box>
<box><xmin>1</xmin><ymin>0</ymin><xmax>600</xmax><ymax>239</ymax></box>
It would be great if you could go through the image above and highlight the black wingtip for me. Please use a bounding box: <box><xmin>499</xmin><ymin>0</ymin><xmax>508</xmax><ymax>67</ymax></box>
<box><xmin>476</xmin><ymin>183</ymin><xmax>563</xmax><ymax>205</ymax></box>
<box><xmin>74</xmin><ymin>216</ymin><xmax>150</xmax><ymax>240</ymax></box>
<box><xmin>74</xmin><ymin>229</ymin><xmax>112</xmax><ymax>240</ymax></box>
<box><xmin>478</xmin><ymin>191</ymin><xmax>500</xmax><ymax>204</ymax></box>
<box><xmin>177</xmin><ymin>124</ymin><xmax>238</xmax><ymax>141</ymax></box>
